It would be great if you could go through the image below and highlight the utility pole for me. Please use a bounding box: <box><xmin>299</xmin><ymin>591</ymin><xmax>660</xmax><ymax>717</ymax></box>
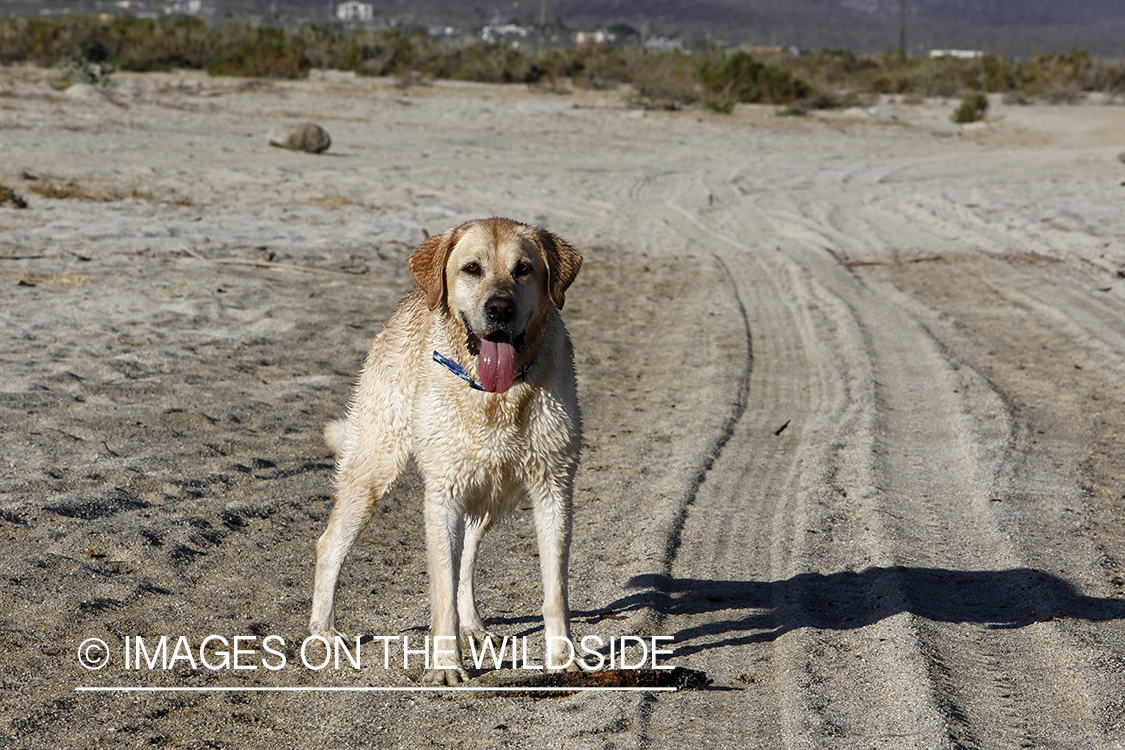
<box><xmin>538</xmin><ymin>0</ymin><xmax>547</xmax><ymax>51</ymax></box>
<box><xmin>899</xmin><ymin>0</ymin><xmax>906</xmax><ymax>57</ymax></box>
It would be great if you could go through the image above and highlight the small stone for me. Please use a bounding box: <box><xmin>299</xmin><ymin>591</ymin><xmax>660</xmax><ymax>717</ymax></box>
<box><xmin>267</xmin><ymin>123</ymin><xmax>331</xmax><ymax>154</ymax></box>
<box><xmin>1118</xmin><ymin>150</ymin><xmax>1125</xmax><ymax>165</ymax></box>
<box><xmin>64</xmin><ymin>83</ymin><xmax>107</xmax><ymax>100</ymax></box>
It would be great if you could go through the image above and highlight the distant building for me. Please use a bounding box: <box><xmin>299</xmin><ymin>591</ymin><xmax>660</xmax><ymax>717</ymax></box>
<box><xmin>481</xmin><ymin>24</ymin><xmax>531</xmax><ymax>43</ymax></box>
<box><xmin>575</xmin><ymin>30</ymin><xmax>612</xmax><ymax>47</ymax></box>
<box><xmin>643</xmin><ymin>36</ymin><xmax>684</xmax><ymax>53</ymax></box>
<box><xmin>336</xmin><ymin>1</ymin><xmax>374</xmax><ymax>22</ymax></box>
<box><xmin>929</xmin><ymin>49</ymin><xmax>984</xmax><ymax>59</ymax></box>
<box><xmin>163</xmin><ymin>0</ymin><xmax>206</xmax><ymax>15</ymax></box>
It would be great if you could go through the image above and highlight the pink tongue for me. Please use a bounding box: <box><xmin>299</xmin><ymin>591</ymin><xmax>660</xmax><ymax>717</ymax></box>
<box><xmin>479</xmin><ymin>336</ymin><xmax>517</xmax><ymax>393</ymax></box>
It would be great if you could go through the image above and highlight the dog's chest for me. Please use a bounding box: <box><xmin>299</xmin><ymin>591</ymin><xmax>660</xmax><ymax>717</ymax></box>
<box><xmin>413</xmin><ymin>384</ymin><xmax>532</xmax><ymax>457</ymax></box>
<box><xmin>411</xmin><ymin>392</ymin><xmax>539</xmax><ymax>508</ymax></box>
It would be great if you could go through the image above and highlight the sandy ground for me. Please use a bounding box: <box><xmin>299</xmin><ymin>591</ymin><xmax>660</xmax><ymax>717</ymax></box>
<box><xmin>2</xmin><ymin>65</ymin><xmax>1125</xmax><ymax>749</ymax></box>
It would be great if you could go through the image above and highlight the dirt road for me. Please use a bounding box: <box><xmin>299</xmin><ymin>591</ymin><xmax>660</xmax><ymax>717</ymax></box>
<box><xmin>2</xmin><ymin>68</ymin><xmax>1125</xmax><ymax>748</ymax></box>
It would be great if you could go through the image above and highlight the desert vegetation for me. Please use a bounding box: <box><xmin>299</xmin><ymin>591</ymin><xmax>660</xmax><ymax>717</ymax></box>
<box><xmin>0</xmin><ymin>182</ymin><xmax>29</xmax><ymax>208</ymax></box>
<box><xmin>952</xmin><ymin>91</ymin><xmax>989</xmax><ymax>123</ymax></box>
<box><xmin>782</xmin><ymin>47</ymin><xmax>1125</xmax><ymax>103</ymax></box>
<box><xmin>2</xmin><ymin>16</ymin><xmax>1123</xmax><ymax>110</ymax></box>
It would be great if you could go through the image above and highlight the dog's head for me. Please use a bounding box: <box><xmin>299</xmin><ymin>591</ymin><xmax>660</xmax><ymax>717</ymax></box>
<box><xmin>409</xmin><ymin>218</ymin><xmax>582</xmax><ymax>393</ymax></box>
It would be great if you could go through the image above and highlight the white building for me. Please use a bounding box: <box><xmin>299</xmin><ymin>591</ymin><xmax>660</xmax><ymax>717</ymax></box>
<box><xmin>643</xmin><ymin>36</ymin><xmax>684</xmax><ymax>53</ymax></box>
<box><xmin>929</xmin><ymin>49</ymin><xmax>984</xmax><ymax>59</ymax></box>
<box><xmin>336</xmin><ymin>1</ymin><xmax>374</xmax><ymax>22</ymax></box>
<box><xmin>575</xmin><ymin>30</ymin><xmax>612</xmax><ymax>47</ymax></box>
<box><xmin>481</xmin><ymin>24</ymin><xmax>530</xmax><ymax>43</ymax></box>
<box><xmin>163</xmin><ymin>0</ymin><xmax>205</xmax><ymax>15</ymax></box>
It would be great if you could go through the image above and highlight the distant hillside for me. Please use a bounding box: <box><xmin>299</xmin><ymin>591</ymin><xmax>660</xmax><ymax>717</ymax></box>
<box><xmin>350</xmin><ymin>0</ymin><xmax>1125</xmax><ymax>57</ymax></box>
<box><xmin>4</xmin><ymin>0</ymin><xmax>1123</xmax><ymax>57</ymax></box>
<box><xmin>841</xmin><ymin>0</ymin><xmax>1123</xmax><ymax>27</ymax></box>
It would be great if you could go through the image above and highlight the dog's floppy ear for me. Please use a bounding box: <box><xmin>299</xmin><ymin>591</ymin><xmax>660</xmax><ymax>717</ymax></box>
<box><xmin>409</xmin><ymin>228</ymin><xmax>459</xmax><ymax>310</ymax></box>
<box><xmin>535</xmin><ymin>228</ymin><xmax>582</xmax><ymax>310</ymax></box>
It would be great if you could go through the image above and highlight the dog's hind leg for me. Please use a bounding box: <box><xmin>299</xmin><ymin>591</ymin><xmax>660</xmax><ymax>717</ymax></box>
<box><xmin>309</xmin><ymin>421</ymin><xmax>409</xmax><ymax>638</ymax></box>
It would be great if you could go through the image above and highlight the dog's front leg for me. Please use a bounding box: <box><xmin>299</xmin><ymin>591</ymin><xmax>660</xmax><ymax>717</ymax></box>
<box><xmin>421</xmin><ymin>487</ymin><xmax>470</xmax><ymax>685</ymax></box>
<box><xmin>529</xmin><ymin>474</ymin><xmax>579</xmax><ymax>673</ymax></box>
<box><xmin>458</xmin><ymin>516</ymin><xmax>496</xmax><ymax>647</ymax></box>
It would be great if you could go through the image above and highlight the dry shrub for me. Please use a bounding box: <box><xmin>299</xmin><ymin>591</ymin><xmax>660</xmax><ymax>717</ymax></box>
<box><xmin>27</xmin><ymin>177</ymin><xmax>164</xmax><ymax>203</ymax></box>
<box><xmin>27</xmin><ymin>180</ymin><xmax>109</xmax><ymax>201</ymax></box>
<box><xmin>628</xmin><ymin>51</ymin><xmax>699</xmax><ymax>107</ymax></box>
<box><xmin>206</xmin><ymin>27</ymin><xmax>306</xmax><ymax>78</ymax></box>
<box><xmin>410</xmin><ymin>41</ymin><xmax>531</xmax><ymax>83</ymax></box>
<box><xmin>1042</xmin><ymin>82</ymin><xmax>1086</xmax><ymax>104</ymax></box>
<box><xmin>15</xmin><ymin>271</ymin><xmax>92</xmax><ymax>289</ymax></box>
<box><xmin>775</xmin><ymin>48</ymin><xmax>1125</xmax><ymax>104</ymax></box>
<box><xmin>315</xmin><ymin>192</ymin><xmax>368</xmax><ymax>209</ymax></box>
<box><xmin>1081</xmin><ymin>59</ymin><xmax>1125</xmax><ymax>93</ymax></box>
<box><xmin>395</xmin><ymin>70</ymin><xmax>430</xmax><ymax>89</ymax></box>
<box><xmin>1</xmin><ymin>183</ymin><xmax>29</xmax><ymax>208</ymax></box>
<box><xmin>571</xmin><ymin>47</ymin><xmax>640</xmax><ymax>90</ymax></box>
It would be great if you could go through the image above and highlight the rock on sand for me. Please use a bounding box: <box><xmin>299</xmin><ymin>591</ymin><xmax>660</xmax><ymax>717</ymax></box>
<box><xmin>63</xmin><ymin>83</ymin><xmax>109</xmax><ymax>101</ymax></box>
<box><xmin>267</xmin><ymin>122</ymin><xmax>331</xmax><ymax>153</ymax></box>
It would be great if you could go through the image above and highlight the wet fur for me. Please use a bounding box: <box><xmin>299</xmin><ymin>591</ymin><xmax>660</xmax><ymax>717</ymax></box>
<box><xmin>309</xmin><ymin>218</ymin><xmax>583</xmax><ymax>685</ymax></box>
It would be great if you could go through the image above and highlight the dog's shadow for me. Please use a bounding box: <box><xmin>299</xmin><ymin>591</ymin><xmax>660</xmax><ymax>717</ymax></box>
<box><xmin>487</xmin><ymin>567</ymin><xmax>1125</xmax><ymax>655</ymax></box>
<box><xmin>573</xmin><ymin>567</ymin><xmax>1125</xmax><ymax>656</ymax></box>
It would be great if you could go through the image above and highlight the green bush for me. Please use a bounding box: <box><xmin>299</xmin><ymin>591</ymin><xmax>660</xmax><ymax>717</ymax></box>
<box><xmin>57</xmin><ymin>50</ymin><xmax>117</xmax><ymax>89</ymax></box>
<box><xmin>696</xmin><ymin>50</ymin><xmax>813</xmax><ymax>111</ymax></box>
<box><xmin>952</xmin><ymin>92</ymin><xmax>989</xmax><ymax>123</ymax></box>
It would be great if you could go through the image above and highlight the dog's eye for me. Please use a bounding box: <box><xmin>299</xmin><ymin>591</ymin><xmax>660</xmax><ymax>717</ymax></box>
<box><xmin>462</xmin><ymin>262</ymin><xmax>481</xmax><ymax>276</ymax></box>
<box><xmin>514</xmin><ymin>261</ymin><xmax>532</xmax><ymax>277</ymax></box>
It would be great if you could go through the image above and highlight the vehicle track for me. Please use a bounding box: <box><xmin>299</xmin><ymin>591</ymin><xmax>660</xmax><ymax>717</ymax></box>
<box><xmin>617</xmin><ymin>156</ymin><xmax>1125</xmax><ymax>749</ymax></box>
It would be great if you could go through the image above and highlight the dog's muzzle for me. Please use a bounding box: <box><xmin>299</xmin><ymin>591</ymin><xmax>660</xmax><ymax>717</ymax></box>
<box><xmin>464</xmin><ymin>303</ymin><xmax>525</xmax><ymax>394</ymax></box>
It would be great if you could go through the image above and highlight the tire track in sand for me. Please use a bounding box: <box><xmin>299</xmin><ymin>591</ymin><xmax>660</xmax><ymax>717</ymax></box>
<box><xmin>625</xmin><ymin>161</ymin><xmax>1125</xmax><ymax>748</ymax></box>
<box><xmin>755</xmin><ymin>161</ymin><xmax>1125</xmax><ymax>748</ymax></box>
<box><xmin>628</xmin><ymin>169</ymin><xmax>947</xmax><ymax>749</ymax></box>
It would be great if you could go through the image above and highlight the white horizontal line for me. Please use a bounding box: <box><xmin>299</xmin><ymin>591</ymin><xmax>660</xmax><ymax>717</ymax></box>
<box><xmin>76</xmin><ymin>685</ymin><xmax>677</xmax><ymax>693</ymax></box>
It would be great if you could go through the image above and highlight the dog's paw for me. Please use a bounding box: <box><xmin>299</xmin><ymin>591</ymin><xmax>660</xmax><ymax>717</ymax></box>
<box><xmin>308</xmin><ymin>622</ymin><xmax>345</xmax><ymax>639</ymax></box>
<box><xmin>546</xmin><ymin>659</ymin><xmax>582</xmax><ymax>674</ymax></box>
<box><xmin>308</xmin><ymin>625</ymin><xmax>345</xmax><ymax>641</ymax></box>
<box><xmin>422</xmin><ymin>667</ymin><xmax>470</xmax><ymax>686</ymax></box>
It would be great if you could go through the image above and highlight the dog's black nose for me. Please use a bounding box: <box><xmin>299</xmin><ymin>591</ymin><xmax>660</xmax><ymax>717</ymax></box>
<box><xmin>485</xmin><ymin>296</ymin><xmax>515</xmax><ymax>323</ymax></box>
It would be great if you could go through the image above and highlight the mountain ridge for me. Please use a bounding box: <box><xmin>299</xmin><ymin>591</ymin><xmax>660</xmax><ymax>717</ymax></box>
<box><xmin>355</xmin><ymin>0</ymin><xmax>1125</xmax><ymax>56</ymax></box>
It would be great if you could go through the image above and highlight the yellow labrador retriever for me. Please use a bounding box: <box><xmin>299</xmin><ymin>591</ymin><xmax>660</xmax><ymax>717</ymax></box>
<box><xmin>310</xmin><ymin>218</ymin><xmax>583</xmax><ymax>685</ymax></box>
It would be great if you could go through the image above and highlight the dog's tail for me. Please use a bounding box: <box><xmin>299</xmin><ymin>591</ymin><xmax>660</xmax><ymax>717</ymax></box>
<box><xmin>323</xmin><ymin>418</ymin><xmax>348</xmax><ymax>458</ymax></box>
